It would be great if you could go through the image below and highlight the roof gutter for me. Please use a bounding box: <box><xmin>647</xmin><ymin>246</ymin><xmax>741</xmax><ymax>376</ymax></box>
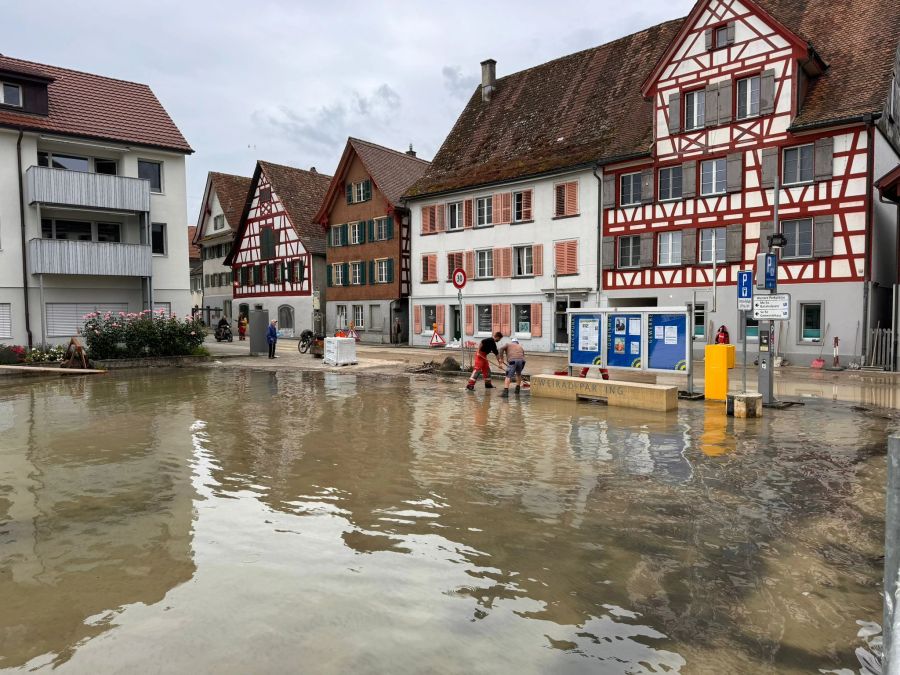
<box><xmin>788</xmin><ymin>111</ymin><xmax>880</xmax><ymax>134</ymax></box>
<box><xmin>16</xmin><ymin>128</ymin><xmax>33</xmax><ymax>348</ymax></box>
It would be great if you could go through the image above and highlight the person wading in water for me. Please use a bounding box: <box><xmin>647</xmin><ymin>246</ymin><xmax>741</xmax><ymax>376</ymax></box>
<box><xmin>466</xmin><ymin>331</ymin><xmax>503</xmax><ymax>391</ymax></box>
<box><xmin>498</xmin><ymin>337</ymin><xmax>526</xmax><ymax>397</ymax></box>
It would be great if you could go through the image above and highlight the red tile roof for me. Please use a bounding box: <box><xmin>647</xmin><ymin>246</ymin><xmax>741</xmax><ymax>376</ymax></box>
<box><xmin>349</xmin><ymin>138</ymin><xmax>430</xmax><ymax>206</ymax></box>
<box><xmin>0</xmin><ymin>55</ymin><xmax>191</xmax><ymax>153</ymax></box>
<box><xmin>258</xmin><ymin>161</ymin><xmax>332</xmax><ymax>256</ymax></box>
<box><xmin>186</xmin><ymin>226</ymin><xmax>201</xmax><ymax>260</ymax></box>
<box><xmin>211</xmin><ymin>172</ymin><xmax>252</xmax><ymax>233</ymax></box>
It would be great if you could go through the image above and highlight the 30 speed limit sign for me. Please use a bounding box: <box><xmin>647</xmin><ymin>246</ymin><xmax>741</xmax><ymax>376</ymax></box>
<box><xmin>451</xmin><ymin>267</ymin><xmax>467</xmax><ymax>289</ymax></box>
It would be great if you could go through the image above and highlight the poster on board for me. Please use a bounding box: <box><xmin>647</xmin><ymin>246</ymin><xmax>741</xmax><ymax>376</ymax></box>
<box><xmin>569</xmin><ymin>313</ymin><xmax>603</xmax><ymax>365</ymax></box>
<box><xmin>606</xmin><ymin>314</ymin><xmax>642</xmax><ymax>368</ymax></box>
<box><xmin>647</xmin><ymin>313</ymin><xmax>688</xmax><ymax>371</ymax></box>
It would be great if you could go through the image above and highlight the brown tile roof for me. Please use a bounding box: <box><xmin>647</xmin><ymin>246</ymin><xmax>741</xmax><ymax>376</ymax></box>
<box><xmin>405</xmin><ymin>19</ymin><xmax>684</xmax><ymax>198</ymax></box>
<box><xmin>0</xmin><ymin>55</ymin><xmax>191</xmax><ymax>153</ymax></box>
<box><xmin>349</xmin><ymin>138</ymin><xmax>430</xmax><ymax>205</ymax></box>
<box><xmin>186</xmin><ymin>226</ymin><xmax>201</xmax><ymax>260</ymax></box>
<box><xmin>210</xmin><ymin>172</ymin><xmax>252</xmax><ymax>232</ymax></box>
<box><xmin>259</xmin><ymin>161</ymin><xmax>332</xmax><ymax>255</ymax></box>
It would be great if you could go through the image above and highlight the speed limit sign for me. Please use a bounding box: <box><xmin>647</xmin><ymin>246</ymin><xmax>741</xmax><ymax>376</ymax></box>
<box><xmin>452</xmin><ymin>267</ymin><xmax>467</xmax><ymax>289</ymax></box>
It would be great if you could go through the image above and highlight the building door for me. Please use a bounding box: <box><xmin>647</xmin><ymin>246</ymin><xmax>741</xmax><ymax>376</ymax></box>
<box><xmin>555</xmin><ymin>299</ymin><xmax>581</xmax><ymax>344</ymax></box>
<box><xmin>452</xmin><ymin>305</ymin><xmax>461</xmax><ymax>340</ymax></box>
<box><xmin>278</xmin><ymin>305</ymin><xmax>294</xmax><ymax>335</ymax></box>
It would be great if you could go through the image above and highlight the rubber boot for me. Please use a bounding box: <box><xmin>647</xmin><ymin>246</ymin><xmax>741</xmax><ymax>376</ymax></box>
<box><xmin>515</xmin><ymin>385</ymin><xmax>521</xmax><ymax>396</ymax></box>
<box><xmin>501</xmin><ymin>388</ymin><xmax>509</xmax><ymax>398</ymax></box>
<box><xmin>484</xmin><ymin>381</ymin><xmax>494</xmax><ymax>389</ymax></box>
<box><xmin>466</xmin><ymin>380</ymin><xmax>475</xmax><ymax>391</ymax></box>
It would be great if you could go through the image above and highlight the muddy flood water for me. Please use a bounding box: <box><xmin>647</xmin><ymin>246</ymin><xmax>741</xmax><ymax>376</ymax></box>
<box><xmin>0</xmin><ymin>369</ymin><xmax>896</xmax><ymax>674</ymax></box>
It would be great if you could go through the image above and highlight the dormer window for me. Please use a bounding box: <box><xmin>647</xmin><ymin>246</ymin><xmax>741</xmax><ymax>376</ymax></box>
<box><xmin>1</xmin><ymin>82</ymin><xmax>22</xmax><ymax>107</ymax></box>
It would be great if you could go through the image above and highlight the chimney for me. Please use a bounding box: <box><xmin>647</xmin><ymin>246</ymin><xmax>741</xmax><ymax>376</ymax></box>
<box><xmin>405</xmin><ymin>144</ymin><xmax>417</xmax><ymax>158</ymax></box>
<box><xmin>480</xmin><ymin>59</ymin><xmax>496</xmax><ymax>102</ymax></box>
<box><xmin>310</xmin><ymin>166</ymin><xmax>317</xmax><ymax>173</ymax></box>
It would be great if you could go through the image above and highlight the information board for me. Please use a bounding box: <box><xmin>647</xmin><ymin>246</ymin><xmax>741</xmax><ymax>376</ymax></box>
<box><xmin>569</xmin><ymin>313</ymin><xmax>603</xmax><ymax>365</ymax></box>
<box><xmin>606</xmin><ymin>313</ymin><xmax>642</xmax><ymax>368</ymax></box>
<box><xmin>753</xmin><ymin>293</ymin><xmax>791</xmax><ymax>320</ymax></box>
<box><xmin>647</xmin><ymin>313</ymin><xmax>688</xmax><ymax>371</ymax></box>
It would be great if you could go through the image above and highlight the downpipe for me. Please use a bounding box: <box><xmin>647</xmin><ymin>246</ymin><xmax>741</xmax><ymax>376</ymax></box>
<box><xmin>16</xmin><ymin>128</ymin><xmax>33</xmax><ymax>348</ymax></box>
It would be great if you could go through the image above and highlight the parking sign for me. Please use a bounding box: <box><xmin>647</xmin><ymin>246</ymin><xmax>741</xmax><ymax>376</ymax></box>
<box><xmin>737</xmin><ymin>270</ymin><xmax>753</xmax><ymax>311</ymax></box>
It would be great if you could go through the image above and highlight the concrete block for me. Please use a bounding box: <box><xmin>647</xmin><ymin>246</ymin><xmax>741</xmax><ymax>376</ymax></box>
<box><xmin>726</xmin><ymin>392</ymin><xmax>763</xmax><ymax>418</ymax></box>
<box><xmin>530</xmin><ymin>375</ymin><xmax>677</xmax><ymax>412</ymax></box>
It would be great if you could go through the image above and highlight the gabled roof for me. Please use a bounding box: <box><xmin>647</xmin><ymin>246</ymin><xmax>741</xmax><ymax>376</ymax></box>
<box><xmin>186</xmin><ymin>226</ymin><xmax>201</xmax><ymax>260</ymax></box>
<box><xmin>0</xmin><ymin>54</ymin><xmax>192</xmax><ymax>153</ymax></box>
<box><xmin>314</xmin><ymin>137</ymin><xmax>430</xmax><ymax>223</ymax></box>
<box><xmin>193</xmin><ymin>172</ymin><xmax>252</xmax><ymax>244</ymax></box>
<box><xmin>875</xmin><ymin>164</ymin><xmax>900</xmax><ymax>204</ymax></box>
<box><xmin>404</xmin><ymin>19</ymin><xmax>684</xmax><ymax>199</ymax></box>
<box><xmin>225</xmin><ymin>161</ymin><xmax>332</xmax><ymax>263</ymax></box>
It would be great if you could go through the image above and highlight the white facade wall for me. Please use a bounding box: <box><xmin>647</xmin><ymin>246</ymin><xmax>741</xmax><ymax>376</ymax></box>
<box><xmin>409</xmin><ymin>168</ymin><xmax>599</xmax><ymax>352</ymax></box>
<box><xmin>0</xmin><ymin>129</ymin><xmax>190</xmax><ymax>345</ymax></box>
<box><xmin>197</xmin><ymin>191</ymin><xmax>235</xmax><ymax>321</ymax></box>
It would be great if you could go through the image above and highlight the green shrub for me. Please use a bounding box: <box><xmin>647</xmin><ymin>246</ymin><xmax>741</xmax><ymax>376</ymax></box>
<box><xmin>82</xmin><ymin>309</ymin><xmax>206</xmax><ymax>360</ymax></box>
<box><xmin>0</xmin><ymin>344</ymin><xmax>26</xmax><ymax>365</ymax></box>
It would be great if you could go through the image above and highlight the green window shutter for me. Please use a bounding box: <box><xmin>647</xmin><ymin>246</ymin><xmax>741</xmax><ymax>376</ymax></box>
<box><xmin>387</xmin><ymin>258</ymin><xmax>394</xmax><ymax>282</ymax></box>
<box><xmin>298</xmin><ymin>260</ymin><xmax>305</xmax><ymax>284</ymax></box>
<box><xmin>360</xmin><ymin>262</ymin><xmax>367</xmax><ymax>285</ymax></box>
<box><xmin>363</xmin><ymin>179</ymin><xmax>372</xmax><ymax>201</ymax></box>
<box><xmin>341</xmin><ymin>224</ymin><xmax>349</xmax><ymax>246</ymax></box>
<box><xmin>327</xmin><ymin>264</ymin><xmax>333</xmax><ymax>287</ymax></box>
<box><xmin>346</xmin><ymin>183</ymin><xmax>353</xmax><ymax>204</ymax></box>
<box><xmin>369</xmin><ymin>219</ymin><xmax>376</xmax><ymax>241</ymax></box>
<box><xmin>268</xmin><ymin>263</ymin><xmax>275</xmax><ymax>284</ymax></box>
<box><xmin>342</xmin><ymin>262</ymin><xmax>350</xmax><ymax>286</ymax></box>
<box><xmin>369</xmin><ymin>260</ymin><xmax>375</xmax><ymax>284</ymax></box>
<box><xmin>386</xmin><ymin>216</ymin><xmax>394</xmax><ymax>240</ymax></box>
<box><xmin>360</xmin><ymin>221</ymin><xmax>367</xmax><ymax>244</ymax></box>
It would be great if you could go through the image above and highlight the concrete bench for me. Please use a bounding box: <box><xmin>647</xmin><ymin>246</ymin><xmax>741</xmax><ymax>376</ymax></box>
<box><xmin>530</xmin><ymin>374</ymin><xmax>678</xmax><ymax>412</ymax></box>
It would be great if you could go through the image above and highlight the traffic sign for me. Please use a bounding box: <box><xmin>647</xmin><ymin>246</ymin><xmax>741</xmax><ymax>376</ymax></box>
<box><xmin>752</xmin><ymin>293</ymin><xmax>791</xmax><ymax>320</ymax></box>
<box><xmin>737</xmin><ymin>270</ymin><xmax>753</xmax><ymax>311</ymax></box>
<box><xmin>452</xmin><ymin>267</ymin><xmax>467</xmax><ymax>289</ymax></box>
<box><xmin>756</xmin><ymin>253</ymin><xmax>777</xmax><ymax>290</ymax></box>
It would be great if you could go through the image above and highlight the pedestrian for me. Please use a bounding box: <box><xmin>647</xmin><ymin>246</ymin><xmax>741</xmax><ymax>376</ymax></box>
<box><xmin>238</xmin><ymin>314</ymin><xmax>248</xmax><ymax>341</ymax></box>
<box><xmin>498</xmin><ymin>337</ymin><xmax>526</xmax><ymax>397</ymax></box>
<box><xmin>266</xmin><ymin>319</ymin><xmax>279</xmax><ymax>359</ymax></box>
<box><xmin>715</xmin><ymin>325</ymin><xmax>730</xmax><ymax>344</ymax></box>
<box><xmin>466</xmin><ymin>331</ymin><xmax>503</xmax><ymax>391</ymax></box>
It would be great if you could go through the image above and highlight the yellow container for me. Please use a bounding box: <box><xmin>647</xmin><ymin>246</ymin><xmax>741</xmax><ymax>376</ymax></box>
<box><xmin>704</xmin><ymin>344</ymin><xmax>736</xmax><ymax>401</ymax></box>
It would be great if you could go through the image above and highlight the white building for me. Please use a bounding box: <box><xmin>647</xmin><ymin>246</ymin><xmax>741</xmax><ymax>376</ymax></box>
<box><xmin>0</xmin><ymin>55</ymin><xmax>192</xmax><ymax>346</ymax></box>
<box><xmin>193</xmin><ymin>172</ymin><xmax>251</xmax><ymax>325</ymax></box>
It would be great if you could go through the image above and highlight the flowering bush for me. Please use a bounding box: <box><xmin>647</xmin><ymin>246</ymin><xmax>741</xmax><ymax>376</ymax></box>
<box><xmin>0</xmin><ymin>344</ymin><xmax>26</xmax><ymax>365</ymax></box>
<box><xmin>24</xmin><ymin>344</ymin><xmax>67</xmax><ymax>364</ymax></box>
<box><xmin>82</xmin><ymin>310</ymin><xmax>207</xmax><ymax>359</ymax></box>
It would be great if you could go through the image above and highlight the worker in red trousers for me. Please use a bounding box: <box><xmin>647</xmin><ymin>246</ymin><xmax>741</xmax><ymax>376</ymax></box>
<box><xmin>466</xmin><ymin>331</ymin><xmax>503</xmax><ymax>391</ymax></box>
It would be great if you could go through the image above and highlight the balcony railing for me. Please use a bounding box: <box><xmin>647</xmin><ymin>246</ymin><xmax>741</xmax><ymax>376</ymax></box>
<box><xmin>26</xmin><ymin>166</ymin><xmax>150</xmax><ymax>212</ymax></box>
<box><xmin>29</xmin><ymin>238</ymin><xmax>152</xmax><ymax>276</ymax></box>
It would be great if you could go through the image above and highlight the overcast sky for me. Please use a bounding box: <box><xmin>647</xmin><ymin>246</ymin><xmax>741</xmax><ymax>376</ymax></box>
<box><xmin>6</xmin><ymin>0</ymin><xmax>693</xmax><ymax>220</ymax></box>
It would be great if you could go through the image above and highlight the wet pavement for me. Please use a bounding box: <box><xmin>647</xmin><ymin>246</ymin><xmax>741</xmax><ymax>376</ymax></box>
<box><xmin>0</xmin><ymin>368</ymin><xmax>896</xmax><ymax>673</ymax></box>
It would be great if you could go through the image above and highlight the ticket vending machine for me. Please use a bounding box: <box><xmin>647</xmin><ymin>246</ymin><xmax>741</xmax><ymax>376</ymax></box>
<box><xmin>757</xmin><ymin>321</ymin><xmax>775</xmax><ymax>404</ymax></box>
<box><xmin>249</xmin><ymin>307</ymin><xmax>269</xmax><ymax>356</ymax></box>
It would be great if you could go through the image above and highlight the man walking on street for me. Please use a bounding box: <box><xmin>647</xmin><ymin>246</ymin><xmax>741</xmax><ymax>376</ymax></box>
<box><xmin>466</xmin><ymin>331</ymin><xmax>503</xmax><ymax>391</ymax></box>
<box><xmin>267</xmin><ymin>319</ymin><xmax>279</xmax><ymax>359</ymax></box>
<box><xmin>498</xmin><ymin>337</ymin><xmax>526</xmax><ymax>397</ymax></box>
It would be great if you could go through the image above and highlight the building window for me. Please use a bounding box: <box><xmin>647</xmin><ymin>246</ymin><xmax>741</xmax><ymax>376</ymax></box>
<box><xmin>446</xmin><ymin>252</ymin><xmax>464</xmax><ymax>280</ymax></box>
<box><xmin>658</xmin><ymin>231</ymin><xmax>682</xmax><ymax>266</ymax></box>
<box><xmin>333</xmin><ymin>263</ymin><xmax>345</xmax><ymax>286</ymax></box>
<box><xmin>423</xmin><ymin>305</ymin><xmax>437</xmax><ymax>332</ymax></box>
<box><xmin>700</xmin><ymin>158</ymin><xmax>726</xmax><ymax>196</ymax></box>
<box><xmin>40</xmin><ymin>219</ymin><xmax>121</xmax><ymax>243</ymax></box>
<box><xmin>620</xmin><ymin>173</ymin><xmax>642</xmax><ymax>206</ymax></box>
<box><xmin>375</xmin><ymin>258</ymin><xmax>390</xmax><ymax>283</ymax></box>
<box><xmin>213</xmin><ymin>214</ymin><xmax>225</xmax><ymax>230</ymax></box>
<box><xmin>554</xmin><ymin>181</ymin><xmax>578</xmax><ymax>216</ymax></box>
<box><xmin>513</xmin><ymin>190</ymin><xmax>532</xmax><ymax>221</ymax></box>
<box><xmin>476</xmin><ymin>196</ymin><xmax>493</xmax><ymax>227</ymax></box>
<box><xmin>476</xmin><ymin>305</ymin><xmax>493</xmax><ymax>334</ymax></box>
<box><xmin>374</xmin><ymin>217</ymin><xmax>389</xmax><ymax>240</ymax></box>
<box><xmin>352</xmin><ymin>305</ymin><xmax>365</xmax><ymax>329</ymax></box>
<box><xmin>513</xmin><ymin>245</ymin><xmax>533</xmax><ymax>276</ymax></box>
<box><xmin>447</xmin><ymin>202</ymin><xmax>463</xmax><ymax>230</ymax></box>
<box><xmin>336</xmin><ymin>305</ymin><xmax>348</xmax><ymax>329</ymax></box>
<box><xmin>781</xmin><ymin>218</ymin><xmax>813</xmax><ymax>259</ymax></box>
<box><xmin>259</xmin><ymin>227</ymin><xmax>278</xmax><ymax>259</ymax></box>
<box><xmin>259</xmin><ymin>187</ymin><xmax>272</xmax><ymax>203</ymax></box>
<box><xmin>694</xmin><ymin>304</ymin><xmax>706</xmax><ymax>339</ymax></box>
<box><xmin>1</xmin><ymin>82</ymin><xmax>22</xmax><ymax>107</ymax></box>
<box><xmin>618</xmin><ymin>235</ymin><xmax>641</xmax><ymax>269</ymax></box>
<box><xmin>138</xmin><ymin>160</ymin><xmax>163</xmax><ymax>193</ymax></box>
<box><xmin>351</xmin><ymin>181</ymin><xmax>370</xmax><ymax>203</ymax></box>
<box><xmin>350</xmin><ymin>221</ymin><xmax>364</xmax><ymax>244</ymax></box>
<box><xmin>0</xmin><ymin>303</ymin><xmax>12</xmax><ymax>339</ymax></box>
<box><xmin>684</xmin><ymin>90</ymin><xmax>705</xmax><ymax>130</ymax></box>
<box><xmin>350</xmin><ymin>261</ymin><xmax>363</xmax><ymax>285</ymax></box>
<box><xmin>514</xmin><ymin>304</ymin><xmax>532</xmax><ymax>335</ymax></box>
<box><xmin>421</xmin><ymin>255</ymin><xmax>436</xmax><ymax>283</ymax></box>
<box><xmin>38</xmin><ymin>152</ymin><xmax>89</xmax><ymax>172</ymax></box>
<box><xmin>149</xmin><ymin>223</ymin><xmax>166</xmax><ymax>255</ymax></box>
<box><xmin>331</xmin><ymin>225</ymin><xmax>343</xmax><ymax>247</ymax></box>
<box><xmin>659</xmin><ymin>166</ymin><xmax>683</xmax><ymax>201</ymax></box>
<box><xmin>714</xmin><ymin>25</ymin><xmax>728</xmax><ymax>49</ymax></box>
<box><xmin>95</xmin><ymin>159</ymin><xmax>117</xmax><ymax>175</ymax></box>
<box><xmin>737</xmin><ymin>75</ymin><xmax>760</xmax><ymax>119</ymax></box>
<box><xmin>699</xmin><ymin>227</ymin><xmax>726</xmax><ymax>264</ymax></box>
<box><xmin>800</xmin><ymin>303</ymin><xmax>823</xmax><ymax>341</ymax></box>
<box><xmin>97</xmin><ymin>223</ymin><xmax>121</xmax><ymax>242</ymax></box>
<box><xmin>783</xmin><ymin>145</ymin><xmax>814</xmax><ymax>186</ymax></box>
<box><xmin>745</xmin><ymin>316</ymin><xmax>759</xmax><ymax>340</ymax></box>
<box><xmin>476</xmin><ymin>249</ymin><xmax>494</xmax><ymax>278</ymax></box>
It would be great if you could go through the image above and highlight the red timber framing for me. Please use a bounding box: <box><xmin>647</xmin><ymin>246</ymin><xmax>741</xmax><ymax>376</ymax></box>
<box><xmin>602</xmin><ymin>0</ymin><xmax>868</xmax><ymax>293</ymax></box>
<box><xmin>230</xmin><ymin>172</ymin><xmax>312</xmax><ymax>298</ymax></box>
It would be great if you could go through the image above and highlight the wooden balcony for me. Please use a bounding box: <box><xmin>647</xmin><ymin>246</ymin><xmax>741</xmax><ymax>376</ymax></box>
<box><xmin>26</xmin><ymin>166</ymin><xmax>150</xmax><ymax>212</ymax></box>
<box><xmin>29</xmin><ymin>238</ymin><xmax>152</xmax><ymax>276</ymax></box>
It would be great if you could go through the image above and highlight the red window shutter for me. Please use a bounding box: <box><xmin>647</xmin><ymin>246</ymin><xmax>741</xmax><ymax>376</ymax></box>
<box><xmin>436</xmin><ymin>205</ymin><xmax>446</xmax><ymax>232</ymax></box>
<box><xmin>502</xmin><ymin>247</ymin><xmax>512</xmax><ymax>278</ymax></box>
<box><xmin>465</xmin><ymin>305</ymin><xmax>474</xmax><ymax>336</ymax></box>
<box><xmin>533</xmin><ymin>243</ymin><xmax>544</xmax><ymax>276</ymax></box>
<box><xmin>565</xmin><ymin>181</ymin><xmax>578</xmax><ymax>216</ymax></box>
<box><xmin>501</xmin><ymin>304</ymin><xmax>511</xmax><ymax>336</ymax></box>
<box><xmin>464</xmin><ymin>199</ymin><xmax>474</xmax><ymax>228</ymax></box>
<box><xmin>554</xmin><ymin>241</ymin><xmax>566</xmax><ymax>274</ymax></box>
<box><xmin>446</xmin><ymin>253</ymin><xmax>454</xmax><ymax>281</ymax></box>
<box><xmin>414</xmin><ymin>305</ymin><xmax>422</xmax><ymax>333</ymax></box>
<box><xmin>522</xmin><ymin>190</ymin><xmax>533</xmax><ymax>220</ymax></box>
<box><xmin>503</xmin><ymin>193</ymin><xmax>512</xmax><ymax>224</ymax></box>
<box><xmin>554</xmin><ymin>185</ymin><xmax>566</xmax><ymax>217</ymax></box>
<box><xmin>420</xmin><ymin>206</ymin><xmax>429</xmax><ymax>234</ymax></box>
<box><xmin>436</xmin><ymin>305</ymin><xmax>445</xmax><ymax>334</ymax></box>
<box><xmin>494</xmin><ymin>248</ymin><xmax>504</xmax><ymax>278</ymax></box>
<box><xmin>429</xmin><ymin>254</ymin><xmax>437</xmax><ymax>282</ymax></box>
<box><xmin>465</xmin><ymin>250</ymin><xmax>475</xmax><ymax>278</ymax></box>
<box><xmin>491</xmin><ymin>304</ymin><xmax>501</xmax><ymax>335</ymax></box>
<box><xmin>531</xmin><ymin>303</ymin><xmax>542</xmax><ymax>337</ymax></box>
<box><xmin>566</xmin><ymin>240</ymin><xmax>578</xmax><ymax>274</ymax></box>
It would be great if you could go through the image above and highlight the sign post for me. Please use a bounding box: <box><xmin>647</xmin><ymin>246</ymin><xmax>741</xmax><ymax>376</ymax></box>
<box><xmin>452</xmin><ymin>268</ymin><xmax>467</xmax><ymax>367</ymax></box>
<box><xmin>737</xmin><ymin>270</ymin><xmax>753</xmax><ymax>392</ymax></box>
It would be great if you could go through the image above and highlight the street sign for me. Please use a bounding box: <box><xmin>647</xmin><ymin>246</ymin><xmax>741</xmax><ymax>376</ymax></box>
<box><xmin>737</xmin><ymin>270</ymin><xmax>753</xmax><ymax>311</ymax></box>
<box><xmin>752</xmin><ymin>293</ymin><xmax>791</xmax><ymax>320</ymax></box>
<box><xmin>452</xmin><ymin>267</ymin><xmax>467</xmax><ymax>289</ymax></box>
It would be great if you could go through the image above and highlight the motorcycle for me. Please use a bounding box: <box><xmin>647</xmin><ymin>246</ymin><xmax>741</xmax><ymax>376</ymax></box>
<box><xmin>215</xmin><ymin>323</ymin><xmax>233</xmax><ymax>342</ymax></box>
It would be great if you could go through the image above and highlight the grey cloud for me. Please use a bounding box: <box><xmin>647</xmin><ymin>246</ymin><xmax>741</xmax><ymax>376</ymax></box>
<box><xmin>441</xmin><ymin>66</ymin><xmax>478</xmax><ymax>99</ymax></box>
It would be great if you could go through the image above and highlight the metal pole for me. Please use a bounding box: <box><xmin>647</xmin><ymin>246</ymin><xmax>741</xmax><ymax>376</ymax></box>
<box><xmin>885</xmin><ymin>436</ymin><xmax>900</xmax><ymax>672</ymax></box>
<box><xmin>458</xmin><ymin>289</ymin><xmax>465</xmax><ymax>369</ymax></box>
<box><xmin>712</xmin><ymin>229</ymin><xmax>718</xmax><ymax>313</ymax></box>
<box><xmin>687</xmin><ymin>301</ymin><xmax>694</xmax><ymax>396</ymax></box>
<box><xmin>553</xmin><ymin>265</ymin><xmax>558</xmax><ymax>351</ymax></box>
<box><xmin>741</xmin><ymin>309</ymin><xmax>747</xmax><ymax>392</ymax></box>
<box><xmin>39</xmin><ymin>273</ymin><xmax>46</xmax><ymax>348</ymax></box>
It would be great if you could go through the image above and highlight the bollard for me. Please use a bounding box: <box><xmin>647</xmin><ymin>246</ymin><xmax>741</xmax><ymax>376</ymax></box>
<box><xmin>885</xmin><ymin>436</ymin><xmax>900</xmax><ymax>674</ymax></box>
<box><xmin>726</xmin><ymin>392</ymin><xmax>763</xmax><ymax>418</ymax></box>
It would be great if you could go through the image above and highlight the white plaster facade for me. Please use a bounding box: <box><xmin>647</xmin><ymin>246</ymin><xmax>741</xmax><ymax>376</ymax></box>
<box><xmin>196</xmin><ymin>189</ymin><xmax>236</xmax><ymax>323</ymax></box>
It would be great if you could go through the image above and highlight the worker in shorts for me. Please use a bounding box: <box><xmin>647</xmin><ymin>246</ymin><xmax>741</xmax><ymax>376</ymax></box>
<box><xmin>498</xmin><ymin>337</ymin><xmax>526</xmax><ymax>397</ymax></box>
<box><xmin>466</xmin><ymin>331</ymin><xmax>503</xmax><ymax>391</ymax></box>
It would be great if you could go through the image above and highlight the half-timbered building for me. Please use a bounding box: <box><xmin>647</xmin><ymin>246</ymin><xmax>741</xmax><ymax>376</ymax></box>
<box><xmin>315</xmin><ymin>138</ymin><xmax>429</xmax><ymax>342</ymax></box>
<box><xmin>224</xmin><ymin>161</ymin><xmax>331</xmax><ymax>336</ymax></box>
<box><xmin>600</xmin><ymin>0</ymin><xmax>900</xmax><ymax>364</ymax></box>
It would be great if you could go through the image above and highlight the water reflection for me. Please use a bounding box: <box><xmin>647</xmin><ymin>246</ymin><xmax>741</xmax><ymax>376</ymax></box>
<box><xmin>0</xmin><ymin>369</ymin><xmax>891</xmax><ymax>673</ymax></box>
